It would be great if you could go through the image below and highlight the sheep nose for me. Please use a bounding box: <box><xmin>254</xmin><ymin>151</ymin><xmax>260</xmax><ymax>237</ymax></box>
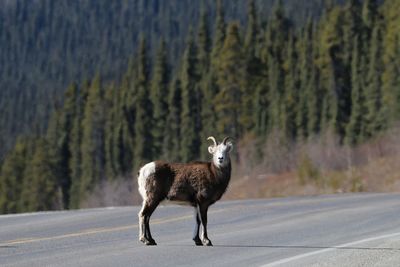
<box><xmin>218</xmin><ymin>157</ymin><xmax>223</xmax><ymax>161</ymax></box>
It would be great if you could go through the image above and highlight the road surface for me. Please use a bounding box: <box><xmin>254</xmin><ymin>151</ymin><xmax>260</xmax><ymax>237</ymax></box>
<box><xmin>1</xmin><ymin>193</ymin><xmax>400</xmax><ymax>266</ymax></box>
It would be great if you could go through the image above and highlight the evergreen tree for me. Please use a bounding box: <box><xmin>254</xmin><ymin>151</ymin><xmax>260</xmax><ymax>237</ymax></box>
<box><xmin>296</xmin><ymin>19</ymin><xmax>314</xmax><ymax>138</ymax></box>
<box><xmin>211</xmin><ymin>0</ymin><xmax>226</xmax><ymax>69</ymax></box>
<box><xmin>119</xmin><ymin>60</ymin><xmax>137</xmax><ymax>174</ymax></box>
<box><xmin>346</xmin><ymin>38</ymin><xmax>365</xmax><ymax>145</ymax></box>
<box><xmin>197</xmin><ymin>7</ymin><xmax>217</xmax><ymax>159</ymax></box>
<box><xmin>163</xmin><ymin>78</ymin><xmax>182</xmax><ymax>162</ymax></box>
<box><xmin>365</xmin><ymin>25</ymin><xmax>386</xmax><ymax>137</ymax></box>
<box><xmin>19</xmin><ymin>139</ymin><xmax>60</xmax><ymax>212</ymax></box>
<box><xmin>282</xmin><ymin>33</ymin><xmax>299</xmax><ymax>139</ymax></box>
<box><xmin>133</xmin><ymin>37</ymin><xmax>153</xmax><ymax>170</ymax></box>
<box><xmin>244</xmin><ymin>0</ymin><xmax>259</xmax><ymax>60</ymax></box>
<box><xmin>104</xmin><ymin>83</ymin><xmax>120</xmax><ymax>179</ymax></box>
<box><xmin>362</xmin><ymin>0</ymin><xmax>379</xmax><ymax>31</ymax></box>
<box><xmin>197</xmin><ymin>7</ymin><xmax>211</xmax><ymax>75</ymax></box>
<box><xmin>382</xmin><ymin>0</ymin><xmax>400</xmax><ymax>122</ymax></box>
<box><xmin>68</xmin><ymin>80</ymin><xmax>89</xmax><ymax>209</ymax></box>
<box><xmin>215</xmin><ymin>22</ymin><xmax>245</xmax><ymax>139</ymax></box>
<box><xmin>150</xmin><ymin>39</ymin><xmax>170</xmax><ymax>157</ymax></box>
<box><xmin>180</xmin><ymin>30</ymin><xmax>201</xmax><ymax>162</ymax></box>
<box><xmin>47</xmin><ymin>82</ymin><xmax>79</xmax><ymax>209</ymax></box>
<box><xmin>307</xmin><ymin>64</ymin><xmax>321</xmax><ymax>136</ymax></box>
<box><xmin>80</xmin><ymin>75</ymin><xmax>106</xmax><ymax>203</ymax></box>
<box><xmin>0</xmin><ymin>139</ymin><xmax>29</xmax><ymax>213</ymax></box>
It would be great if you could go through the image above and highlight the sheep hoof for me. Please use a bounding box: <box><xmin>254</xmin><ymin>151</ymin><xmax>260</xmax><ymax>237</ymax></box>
<box><xmin>193</xmin><ymin>237</ymin><xmax>203</xmax><ymax>246</ymax></box>
<box><xmin>202</xmin><ymin>239</ymin><xmax>213</xmax><ymax>246</ymax></box>
<box><xmin>140</xmin><ymin>237</ymin><xmax>157</xmax><ymax>246</ymax></box>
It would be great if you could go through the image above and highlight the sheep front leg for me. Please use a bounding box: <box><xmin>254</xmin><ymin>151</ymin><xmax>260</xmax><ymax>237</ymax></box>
<box><xmin>198</xmin><ymin>204</ymin><xmax>212</xmax><ymax>246</ymax></box>
<box><xmin>192</xmin><ymin>208</ymin><xmax>202</xmax><ymax>246</ymax></box>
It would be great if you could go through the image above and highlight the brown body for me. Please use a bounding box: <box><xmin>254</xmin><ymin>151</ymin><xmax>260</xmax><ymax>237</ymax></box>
<box><xmin>146</xmin><ymin>161</ymin><xmax>231</xmax><ymax>207</ymax></box>
<box><xmin>137</xmin><ymin>136</ymin><xmax>233</xmax><ymax>246</ymax></box>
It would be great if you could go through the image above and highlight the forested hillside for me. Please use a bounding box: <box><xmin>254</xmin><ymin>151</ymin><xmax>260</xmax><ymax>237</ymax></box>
<box><xmin>1</xmin><ymin>0</ymin><xmax>400</xmax><ymax>214</ymax></box>
<box><xmin>0</xmin><ymin>0</ymin><xmax>333</xmax><ymax>160</ymax></box>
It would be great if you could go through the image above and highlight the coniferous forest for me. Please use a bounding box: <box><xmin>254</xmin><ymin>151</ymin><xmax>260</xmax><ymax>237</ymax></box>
<box><xmin>1</xmin><ymin>0</ymin><xmax>400</xmax><ymax>214</ymax></box>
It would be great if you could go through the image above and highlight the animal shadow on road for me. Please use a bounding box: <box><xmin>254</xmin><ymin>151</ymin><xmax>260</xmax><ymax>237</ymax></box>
<box><xmin>211</xmin><ymin>244</ymin><xmax>400</xmax><ymax>251</ymax></box>
<box><xmin>0</xmin><ymin>246</ymin><xmax>16</xmax><ymax>249</ymax></box>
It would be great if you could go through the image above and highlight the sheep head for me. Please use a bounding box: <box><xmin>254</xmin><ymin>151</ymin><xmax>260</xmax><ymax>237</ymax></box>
<box><xmin>207</xmin><ymin>136</ymin><xmax>233</xmax><ymax>168</ymax></box>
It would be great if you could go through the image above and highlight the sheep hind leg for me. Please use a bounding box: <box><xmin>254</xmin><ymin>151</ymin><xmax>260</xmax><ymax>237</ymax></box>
<box><xmin>138</xmin><ymin>201</ymin><xmax>158</xmax><ymax>245</ymax></box>
<box><xmin>192</xmin><ymin>208</ymin><xmax>202</xmax><ymax>246</ymax></box>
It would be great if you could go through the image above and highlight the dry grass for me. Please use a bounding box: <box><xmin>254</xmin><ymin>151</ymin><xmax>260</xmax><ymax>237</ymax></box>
<box><xmin>83</xmin><ymin>126</ymin><xmax>400</xmax><ymax>208</ymax></box>
<box><xmin>225</xmin><ymin>126</ymin><xmax>400</xmax><ymax>200</ymax></box>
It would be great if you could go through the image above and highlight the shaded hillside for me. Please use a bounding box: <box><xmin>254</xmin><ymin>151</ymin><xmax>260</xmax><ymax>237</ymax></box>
<box><xmin>2</xmin><ymin>0</ymin><xmax>400</xmax><ymax>214</ymax></box>
<box><xmin>0</xmin><ymin>0</ymin><xmax>340</xmax><ymax>160</ymax></box>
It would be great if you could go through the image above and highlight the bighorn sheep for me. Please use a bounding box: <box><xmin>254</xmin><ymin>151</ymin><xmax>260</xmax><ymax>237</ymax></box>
<box><xmin>137</xmin><ymin>136</ymin><xmax>233</xmax><ymax>246</ymax></box>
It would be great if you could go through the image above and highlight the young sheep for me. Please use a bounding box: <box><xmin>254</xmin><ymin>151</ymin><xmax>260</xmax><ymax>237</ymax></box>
<box><xmin>137</xmin><ymin>136</ymin><xmax>233</xmax><ymax>246</ymax></box>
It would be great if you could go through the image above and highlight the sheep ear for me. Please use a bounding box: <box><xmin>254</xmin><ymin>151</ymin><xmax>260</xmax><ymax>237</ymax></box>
<box><xmin>226</xmin><ymin>142</ymin><xmax>233</xmax><ymax>152</ymax></box>
<box><xmin>208</xmin><ymin>146</ymin><xmax>215</xmax><ymax>154</ymax></box>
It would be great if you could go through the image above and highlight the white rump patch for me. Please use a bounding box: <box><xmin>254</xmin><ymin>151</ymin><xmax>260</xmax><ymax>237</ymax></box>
<box><xmin>138</xmin><ymin>162</ymin><xmax>156</xmax><ymax>201</ymax></box>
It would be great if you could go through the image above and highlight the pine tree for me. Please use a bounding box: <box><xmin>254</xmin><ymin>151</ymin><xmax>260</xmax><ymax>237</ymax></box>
<box><xmin>244</xmin><ymin>0</ymin><xmax>259</xmax><ymax>60</ymax></box>
<box><xmin>346</xmin><ymin>37</ymin><xmax>365</xmax><ymax>145</ymax></box>
<box><xmin>80</xmin><ymin>75</ymin><xmax>106</xmax><ymax>203</ymax></box>
<box><xmin>68</xmin><ymin>80</ymin><xmax>89</xmax><ymax>209</ymax></box>
<box><xmin>296</xmin><ymin>19</ymin><xmax>314</xmax><ymax>138</ymax></box>
<box><xmin>118</xmin><ymin>60</ymin><xmax>137</xmax><ymax>174</ymax></box>
<box><xmin>104</xmin><ymin>83</ymin><xmax>120</xmax><ymax>180</ymax></box>
<box><xmin>215</xmin><ymin>22</ymin><xmax>245</xmax><ymax>139</ymax></box>
<box><xmin>307</xmin><ymin>64</ymin><xmax>321</xmax><ymax>136</ymax></box>
<box><xmin>0</xmin><ymin>139</ymin><xmax>29</xmax><ymax>213</ymax></box>
<box><xmin>362</xmin><ymin>0</ymin><xmax>379</xmax><ymax>31</ymax></box>
<box><xmin>211</xmin><ymin>0</ymin><xmax>226</xmax><ymax>69</ymax></box>
<box><xmin>318</xmin><ymin>5</ymin><xmax>342</xmax><ymax>134</ymax></box>
<box><xmin>365</xmin><ymin>25</ymin><xmax>385</xmax><ymax>137</ymax></box>
<box><xmin>150</xmin><ymin>38</ymin><xmax>170</xmax><ymax>157</ymax></box>
<box><xmin>180</xmin><ymin>30</ymin><xmax>200</xmax><ymax>162</ymax></box>
<box><xmin>242</xmin><ymin>0</ymin><xmax>260</xmax><ymax>133</ymax></box>
<box><xmin>197</xmin><ymin>7</ymin><xmax>217</xmax><ymax>160</ymax></box>
<box><xmin>337</xmin><ymin>0</ymin><xmax>362</xmax><ymax>138</ymax></box>
<box><xmin>163</xmin><ymin>78</ymin><xmax>182</xmax><ymax>162</ymax></box>
<box><xmin>282</xmin><ymin>33</ymin><xmax>298</xmax><ymax>139</ymax></box>
<box><xmin>133</xmin><ymin>37</ymin><xmax>153</xmax><ymax>170</ymax></box>
<box><xmin>47</xmin><ymin>82</ymin><xmax>79</xmax><ymax>209</ymax></box>
<box><xmin>382</xmin><ymin>0</ymin><xmax>400</xmax><ymax>122</ymax></box>
<box><xmin>19</xmin><ymin>139</ymin><xmax>60</xmax><ymax>212</ymax></box>
<box><xmin>197</xmin><ymin>7</ymin><xmax>211</xmax><ymax>75</ymax></box>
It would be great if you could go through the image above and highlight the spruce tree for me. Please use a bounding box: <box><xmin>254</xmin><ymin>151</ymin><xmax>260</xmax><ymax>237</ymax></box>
<box><xmin>163</xmin><ymin>78</ymin><xmax>182</xmax><ymax>162</ymax></box>
<box><xmin>0</xmin><ymin>139</ymin><xmax>29</xmax><ymax>213</ymax></box>
<box><xmin>382</xmin><ymin>0</ymin><xmax>400</xmax><ymax>122</ymax></box>
<box><xmin>150</xmin><ymin>38</ymin><xmax>170</xmax><ymax>157</ymax></box>
<box><xmin>296</xmin><ymin>19</ymin><xmax>314</xmax><ymax>138</ymax></box>
<box><xmin>180</xmin><ymin>30</ymin><xmax>200</xmax><ymax>162</ymax></box>
<box><xmin>215</xmin><ymin>22</ymin><xmax>245</xmax><ymax>139</ymax></box>
<box><xmin>68</xmin><ymin>80</ymin><xmax>89</xmax><ymax>209</ymax></box>
<box><xmin>19</xmin><ymin>139</ymin><xmax>60</xmax><ymax>212</ymax></box>
<box><xmin>47</xmin><ymin>82</ymin><xmax>79</xmax><ymax>209</ymax></box>
<box><xmin>346</xmin><ymin>38</ymin><xmax>365</xmax><ymax>145</ymax></box>
<box><xmin>118</xmin><ymin>61</ymin><xmax>137</xmax><ymax>174</ymax></box>
<box><xmin>211</xmin><ymin>0</ymin><xmax>226</xmax><ymax>69</ymax></box>
<box><xmin>282</xmin><ymin>33</ymin><xmax>299</xmax><ymax>139</ymax></box>
<box><xmin>365</xmin><ymin>25</ymin><xmax>385</xmax><ymax>137</ymax></box>
<box><xmin>133</xmin><ymin>37</ymin><xmax>153</xmax><ymax>170</ymax></box>
<box><xmin>80</xmin><ymin>75</ymin><xmax>106</xmax><ymax>203</ymax></box>
<box><xmin>104</xmin><ymin>83</ymin><xmax>120</xmax><ymax>180</ymax></box>
<box><xmin>197</xmin><ymin>7</ymin><xmax>217</xmax><ymax>160</ymax></box>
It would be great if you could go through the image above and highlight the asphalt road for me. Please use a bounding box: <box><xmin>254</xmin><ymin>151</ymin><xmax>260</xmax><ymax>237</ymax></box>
<box><xmin>1</xmin><ymin>193</ymin><xmax>400</xmax><ymax>267</ymax></box>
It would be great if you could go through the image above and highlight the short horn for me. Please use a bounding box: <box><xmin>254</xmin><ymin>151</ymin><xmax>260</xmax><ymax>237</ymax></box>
<box><xmin>222</xmin><ymin>136</ymin><xmax>233</xmax><ymax>145</ymax></box>
<box><xmin>207</xmin><ymin>136</ymin><xmax>217</xmax><ymax>146</ymax></box>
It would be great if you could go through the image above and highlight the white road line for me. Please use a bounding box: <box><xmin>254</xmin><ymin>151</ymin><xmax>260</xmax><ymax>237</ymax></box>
<box><xmin>262</xmin><ymin>232</ymin><xmax>400</xmax><ymax>267</ymax></box>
